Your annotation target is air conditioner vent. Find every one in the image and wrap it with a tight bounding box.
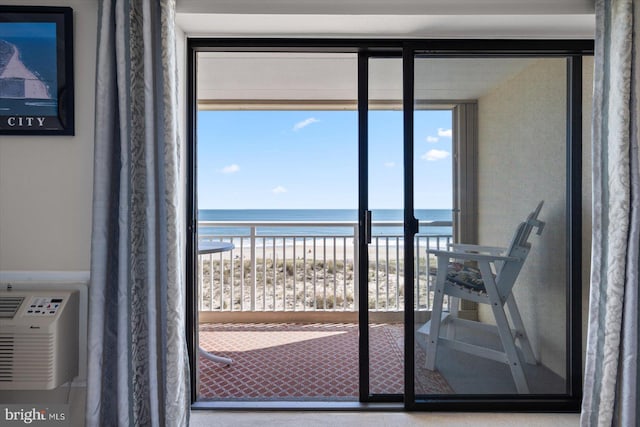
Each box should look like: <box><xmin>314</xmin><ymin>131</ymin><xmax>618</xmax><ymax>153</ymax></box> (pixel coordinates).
<box><xmin>0</xmin><ymin>334</ymin><xmax>13</xmax><ymax>382</ymax></box>
<box><xmin>0</xmin><ymin>290</ymin><xmax>78</xmax><ymax>390</ymax></box>
<box><xmin>0</xmin><ymin>297</ymin><xmax>23</xmax><ymax>319</ymax></box>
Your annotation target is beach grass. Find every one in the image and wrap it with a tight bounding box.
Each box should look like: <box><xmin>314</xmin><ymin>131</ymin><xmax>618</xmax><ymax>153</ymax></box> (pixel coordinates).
<box><xmin>198</xmin><ymin>253</ymin><xmax>433</xmax><ymax>312</ymax></box>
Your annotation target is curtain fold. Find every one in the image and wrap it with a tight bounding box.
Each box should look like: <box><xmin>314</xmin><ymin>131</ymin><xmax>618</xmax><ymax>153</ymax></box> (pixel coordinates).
<box><xmin>582</xmin><ymin>0</ymin><xmax>640</xmax><ymax>425</ymax></box>
<box><xmin>87</xmin><ymin>0</ymin><xmax>189</xmax><ymax>425</ymax></box>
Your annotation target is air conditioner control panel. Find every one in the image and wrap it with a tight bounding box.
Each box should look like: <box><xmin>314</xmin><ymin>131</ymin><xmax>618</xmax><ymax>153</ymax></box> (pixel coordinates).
<box><xmin>24</xmin><ymin>296</ymin><xmax>64</xmax><ymax>316</ymax></box>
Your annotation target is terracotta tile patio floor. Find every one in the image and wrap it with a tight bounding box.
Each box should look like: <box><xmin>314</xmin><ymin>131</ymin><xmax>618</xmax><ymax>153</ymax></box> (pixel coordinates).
<box><xmin>198</xmin><ymin>323</ymin><xmax>452</xmax><ymax>401</ymax></box>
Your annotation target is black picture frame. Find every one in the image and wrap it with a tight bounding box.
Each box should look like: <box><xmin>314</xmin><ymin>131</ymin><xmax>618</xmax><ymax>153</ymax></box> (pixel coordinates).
<box><xmin>0</xmin><ymin>6</ymin><xmax>74</xmax><ymax>135</ymax></box>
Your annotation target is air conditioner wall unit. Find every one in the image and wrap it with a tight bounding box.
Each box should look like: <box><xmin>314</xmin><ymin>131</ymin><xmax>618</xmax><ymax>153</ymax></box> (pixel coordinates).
<box><xmin>0</xmin><ymin>290</ymin><xmax>79</xmax><ymax>390</ymax></box>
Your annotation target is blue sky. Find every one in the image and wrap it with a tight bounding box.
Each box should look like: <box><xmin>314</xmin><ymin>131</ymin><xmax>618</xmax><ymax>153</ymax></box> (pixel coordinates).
<box><xmin>197</xmin><ymin>109</ymin><xmax>452</xmax><ymax>209</ymax></box>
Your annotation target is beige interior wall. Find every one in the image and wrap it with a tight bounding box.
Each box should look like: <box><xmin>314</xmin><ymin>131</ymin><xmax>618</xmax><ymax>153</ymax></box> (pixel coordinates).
<box><xmin>476</xmin><ymin>58</ymin><xmax>568</xmax><ymax>377</ymax></box>
<box><xmin>0</xmin><ymin>0</ymin><xmax>97</xmax><ymax>272</ymax></box>
<box><xmin>0</xmin><ymin>1</ymin><xmax>189</xmax><ymax>274</ymax></box>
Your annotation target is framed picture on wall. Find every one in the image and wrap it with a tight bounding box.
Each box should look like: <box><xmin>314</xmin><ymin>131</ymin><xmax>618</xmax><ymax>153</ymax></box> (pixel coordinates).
<box><xmin>0</xmin><ymin>6</ymin><xmax>74</xmax><ymax>135</ymax></box>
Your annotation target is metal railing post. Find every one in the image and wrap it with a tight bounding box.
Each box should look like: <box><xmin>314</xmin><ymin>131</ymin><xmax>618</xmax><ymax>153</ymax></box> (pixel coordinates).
<box><xmin>250</xmin><ymin>226</ymin><xmax>257</xmax><ymax>311</ymax></box>
<box><xmin>353</xmin><ymin>225</ymin><xmax>359</xmax><ymax>311</ymax></box>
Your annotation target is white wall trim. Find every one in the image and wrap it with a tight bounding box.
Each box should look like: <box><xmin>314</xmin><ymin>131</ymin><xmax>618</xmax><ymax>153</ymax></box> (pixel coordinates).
<box><xmin>176</xmin><ymin>13</ymin><xmax>595</xmax><ymax>39</ymax></box>
<box><xmin>0</xmin><ymin>271</ymin><xmax>90</xmax><ymax>283</ymax></box>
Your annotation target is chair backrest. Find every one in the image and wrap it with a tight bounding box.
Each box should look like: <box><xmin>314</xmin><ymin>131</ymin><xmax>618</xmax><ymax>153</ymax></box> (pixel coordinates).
<box><xmin>505</xmin><ymin>200</ymin><xmax>545</xmax><ymax>258</ymax></box>
<box><xmin>493</xmin><ymin>202</ymin><xmax>545</xmax><ymax>292</ymax></box>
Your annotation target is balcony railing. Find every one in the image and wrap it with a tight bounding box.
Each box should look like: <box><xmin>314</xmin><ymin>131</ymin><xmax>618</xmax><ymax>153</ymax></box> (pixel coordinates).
<box><xmin>197</xmin><ymin>220</ymin><xmax>452</xmax><ymax>313</ymax></box>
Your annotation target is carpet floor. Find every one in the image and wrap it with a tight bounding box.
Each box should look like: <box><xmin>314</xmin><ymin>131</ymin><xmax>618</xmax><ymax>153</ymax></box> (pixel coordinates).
<box><xmin>198</xmin><ymin>323</ymin><xmax>452</xmax><ymax>400</ymax></box>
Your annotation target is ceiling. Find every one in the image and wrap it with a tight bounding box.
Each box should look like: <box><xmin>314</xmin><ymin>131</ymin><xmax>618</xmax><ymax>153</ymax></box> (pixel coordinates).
<box><xmin>197</xmin><ymin>53</ymin><xmax>541</xmax><ymax>104</ymax></box>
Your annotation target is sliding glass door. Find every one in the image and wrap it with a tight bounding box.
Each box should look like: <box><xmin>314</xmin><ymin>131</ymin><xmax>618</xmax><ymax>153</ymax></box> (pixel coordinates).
<box><xmin>188</xmin><ymin>39</ymin><xmax>589</xmax><ymax>410</ymax></box>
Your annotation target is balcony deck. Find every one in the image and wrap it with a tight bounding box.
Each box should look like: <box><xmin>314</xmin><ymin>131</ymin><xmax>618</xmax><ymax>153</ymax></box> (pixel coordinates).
<box><xmin>198</xmin><ymin>322</ymin><xmax>453</xmax><ymax>400</ymax></box>
<box><xmin>198</xmin><ymin>320</ymin><xmax>566</xmax><ymax>400</ymax></box>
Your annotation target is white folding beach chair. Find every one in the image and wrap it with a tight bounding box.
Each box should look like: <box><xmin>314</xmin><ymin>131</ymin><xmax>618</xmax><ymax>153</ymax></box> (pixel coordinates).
<box><xmin>418</xmin><ymin>201</ymin><xmax>544</xmax><ymax>393</ymax></box>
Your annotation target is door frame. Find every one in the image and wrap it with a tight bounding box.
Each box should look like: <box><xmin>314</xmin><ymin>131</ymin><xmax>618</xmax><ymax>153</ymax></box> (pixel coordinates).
<box><xmin>186</xmin><ymin>38</ymin><xmax>593</xmax><ymax>411</ymax></box>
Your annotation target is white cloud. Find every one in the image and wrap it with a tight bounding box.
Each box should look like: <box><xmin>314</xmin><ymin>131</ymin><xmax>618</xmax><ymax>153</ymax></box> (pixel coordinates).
<box><xmin>220</xmin><ymin>164</ymin><xmax>240</xmax><ymax>174</ymax></box>
<box><xmin>293</xmin><ymin>117</ymin><xmax>319</xmax><ymax>131</ymax></box>
<box><xmin>421</xmin><ymin>149</ymin><xmax>450</xmax><ymax>161</ymax></box>
<box><xmin>384</xmin><ymin>162</ymin><xmax>396</xmax><ymax>168</ymax></box>
<box><xmin>426</xmin><ymin>136</ymin><xmax>439</xmax><ymax>143</ymax></box>
<box><xmin>438</xmin><ymin>128</ymin><xmax>452</xmax><ymax>137</ymax></box>
<box><xmin>272</xmin><ymin>185</ymin><xmax>287</xmax><ymax>194</ymax></box>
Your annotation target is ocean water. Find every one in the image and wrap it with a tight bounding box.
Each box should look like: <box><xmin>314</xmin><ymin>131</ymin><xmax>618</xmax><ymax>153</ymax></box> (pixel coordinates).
<box><xmin>198</xmin><ymin>209</ymin><xmax>452</xmax><ymax>237</ymax></box>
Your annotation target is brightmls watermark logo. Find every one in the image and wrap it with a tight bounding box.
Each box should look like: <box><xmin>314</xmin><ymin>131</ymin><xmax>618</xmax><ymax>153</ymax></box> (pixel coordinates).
<box><xmin>1</xmin><ymin>405</ymin><xmax>69</xmax><ymax>426</ymax></box>
<box><xmin>5</xmin><ymin>408</ymin><xmax>47</xmax><ymax>424</ymax></box>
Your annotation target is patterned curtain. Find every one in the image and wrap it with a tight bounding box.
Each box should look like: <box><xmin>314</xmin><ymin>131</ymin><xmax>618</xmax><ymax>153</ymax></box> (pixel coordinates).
<box><xmin>86</xmin><ymin>0</ymin><xmax>189</xmax><ymax>425</ymax></box>
<box><xmin>582</xmin><ymin>0</ymin><xmax>640</xmax><ymax>425</ymax></box>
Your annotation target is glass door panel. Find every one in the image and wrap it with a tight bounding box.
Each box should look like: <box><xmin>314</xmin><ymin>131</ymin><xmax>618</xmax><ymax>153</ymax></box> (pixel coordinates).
<box><xmin>196</xmin><ymin>51</ymin><xmax>360</xmax><ymax>402</ymax></box>
<box><xmin>367</xmin><ymin>57</ymin><xmax>405</xmax><ymax>396</ymax></box>
<box><xmin>412</xmin><ymin>57</ymin><xmax>569</xmax><ymax>398</ymax></box>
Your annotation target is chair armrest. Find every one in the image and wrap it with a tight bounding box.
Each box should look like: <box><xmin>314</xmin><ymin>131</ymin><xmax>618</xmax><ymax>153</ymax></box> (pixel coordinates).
<box><xmin>447</xmin><ymin>243</ymin><xmax>506</xmax><ymax>255</ymax></box>
<box><xmin>427</xmin><ymin>249</ymin><xmax>518</xmax><ymax>263</ymax></box>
